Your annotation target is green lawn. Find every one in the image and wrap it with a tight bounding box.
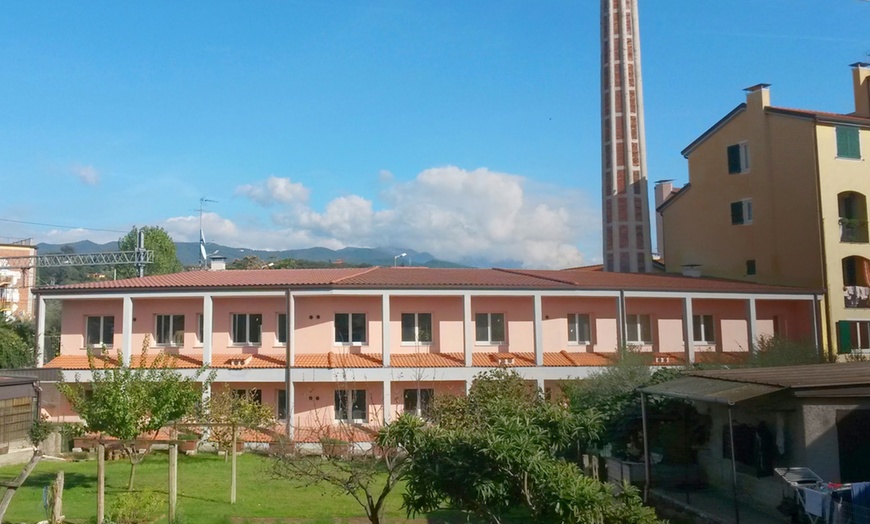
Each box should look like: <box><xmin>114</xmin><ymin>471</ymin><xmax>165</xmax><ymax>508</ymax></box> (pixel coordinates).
<box><xmin>0</xmin><ymin>451</ymin><xmax>452</xmax><ymax>524</ymax></box>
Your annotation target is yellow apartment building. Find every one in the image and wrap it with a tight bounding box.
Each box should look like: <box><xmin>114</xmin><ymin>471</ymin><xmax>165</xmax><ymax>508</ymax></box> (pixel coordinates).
<box><xmin>658</xmin><ymin>63</ymin><xmax>870</xmax><ymax>356</ymax></box>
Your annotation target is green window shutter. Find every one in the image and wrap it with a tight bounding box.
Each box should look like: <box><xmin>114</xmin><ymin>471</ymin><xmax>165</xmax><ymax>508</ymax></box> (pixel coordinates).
<box><xmin>837</xmin><ymin>321</ymin><xmax>853</xmax><ymax>354</ymax></box>
<box><xmin>837</xmin><ymin>127</ymin><xmax>860</xmax><ymax>159</ymax></box>
<box><xmin>730</xmin><ymin>202</ymin><xmax>743</xmax><ymax>225</ymax></box>
<box><xmin>727</xmin><ymin>144</ymin><xmax>742</xmax><ymax>173</ymax></box>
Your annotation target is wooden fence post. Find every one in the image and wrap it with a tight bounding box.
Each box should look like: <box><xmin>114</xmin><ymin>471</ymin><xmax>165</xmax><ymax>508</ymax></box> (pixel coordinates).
<box><xmin>169</xmin><ymin>443</ymin><xmax>178</xmax><ymax>523</ymax></box>
<box><xmin>51</xmin><ymin>470</ymin><xmax>64</xmax><ymax>524</ymax></box>
<box><xmin>97</xmin><ymin>443</ymin><xmax>105</xmax><ymax>524</ymax></box>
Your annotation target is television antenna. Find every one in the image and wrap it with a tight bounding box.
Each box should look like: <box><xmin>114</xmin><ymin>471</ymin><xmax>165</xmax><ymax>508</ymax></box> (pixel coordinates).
<box><xmin>196</xmin><ymin>197</ymin><xmax>218</xmax><ymax>269</ymax></box>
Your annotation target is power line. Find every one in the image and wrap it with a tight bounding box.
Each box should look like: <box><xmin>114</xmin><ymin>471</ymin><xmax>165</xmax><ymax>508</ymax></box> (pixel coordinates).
<box><xmin>0</xmin><ymin>217</ymin><xmax>128</xmax><ymax>234</ymax></box>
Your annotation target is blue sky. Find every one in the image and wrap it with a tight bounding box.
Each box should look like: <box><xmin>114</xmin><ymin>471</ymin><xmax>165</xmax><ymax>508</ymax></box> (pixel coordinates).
<box><xmin>0</xmin><ymin>1</ymin><xmax>867</xmax><ymax>268</ymax></box>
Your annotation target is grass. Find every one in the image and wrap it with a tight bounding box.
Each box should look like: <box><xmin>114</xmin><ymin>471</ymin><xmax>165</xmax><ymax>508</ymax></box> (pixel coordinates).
<box><xmin>0</xmin><ymin>451</ymin><xmax>452</xmax><ymax>524</ymax></box>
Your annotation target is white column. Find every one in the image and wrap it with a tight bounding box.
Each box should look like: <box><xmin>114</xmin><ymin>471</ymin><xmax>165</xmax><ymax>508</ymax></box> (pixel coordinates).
<box><xmin>122</xmin><ymin>296</ymin><xmax>133</xmax><ymax>366</ymax></box>
<box><xmin>465</xmin><ymin>379</ymin><xmax>473</xmax><ymax>395</ymax></box>
<box><xmin>463</xmin><ymin>293</ymin><xmax>473</xmax><ymax>367</ymax></box>
<box><xmin>288</xmin><ymin>292</ymin><xmax>296</xmax><ymax>367</ymax></box>
<box><xmin>616</xmin><ymin>292</ymin><xmax>626</xmax><ymax>349</ymax></box>
<box><xmin>202</xmin><ymin>295</ymin><xmax>214</xmax><ymax>367</ymax></box>
<box><xmin>382</xmin><ymin>294</ymin><xmax>391</xmax><ymax>367</ymax></box>
<box><xmin>536</xmin><ymin>377</ymin><xmax>545</xmax><ymax>394</ymax></box>
<box><xmin>533</xmin><ymin>294</ymin><xmax>544</xmax><ymax>366</ymax></box>
<box><xmin>36</xmin><ymin>295</ymin><xmax>46</xmax><ymax>367</ymax></box>
<box><xmin>682</xmin><ymin>297</ymin><xmax>695</xmax><ymax>365</ymax></box>
<box><xmin>747</xmin><ymin>298</ymin><xmax>758</xmax><ymax>355</ymax></box>
<box><xmin>382</xmin><ymin>380</ymin><xmax>391</xmax><ymax>424</ymax></box>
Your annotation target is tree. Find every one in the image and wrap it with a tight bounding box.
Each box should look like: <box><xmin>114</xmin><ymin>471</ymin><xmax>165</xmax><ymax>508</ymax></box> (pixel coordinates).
<box><xmin>0</xmin><ymin>317</ymin><xmax>35</xmax><ymax>368</ymax></box>
<box><xmin>198</xmin><ymin>388</ymin><xmax>276</xmax><ymax>504</ymax></box>
<box><xmin>392</xmin><ymin>369</ymin><xmax>661</xmax><ymax>524</ymax></box>
<box><xmin>272</xmin><ymin>409</ymin><xmax>419</xmax><ymax>524</ymax></box>
<box><xmin>0</xmin><ymin>416</ymin><xmax>53</xmax><ymax>522</ymax></box>
<box><xmin>57</xmin><ymin>339</ymin><xmax>210</xmax><ymax>490</ymax></box>
<box><xmin>117</xmin><ymin>226</ymin><xmax>183</xmax><ymax>278</ymax></box>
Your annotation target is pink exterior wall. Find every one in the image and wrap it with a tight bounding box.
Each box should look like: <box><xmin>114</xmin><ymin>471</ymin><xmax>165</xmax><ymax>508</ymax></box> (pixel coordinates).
<box><xmin>386</xmin><ymin>380</ymin><xmax>466</xmax><ymax>419</ymax></box>
<box><xmin>294</xmin><ymin>296</ymin><xmax>383</xmax><ymax>355</ymax></box>
<box><xmin>292</xmin><ymin>382</ymin><xmax>385</xmax><ymax>428</ymax></box>
<box><xmin>388</xmin><ymin>296</ymin><xmax>464</xmax><ymax>354</ymax></box>
<box><xmin>60</xmin><ymin>299</ymin><xmax>123</xmax><ymax>353</ymax></box>
<box><xmin>693</xmin><ymin>299</ymin><xmax>750</xmax><ymax>353</ymax></box>
<box><xmin>129</xmin><ymin>297</ymin><xmax>204</xmax><ymax>355</ymax></box>
<box><xmin>213</xmin><ymin>297</ymin><xmax>286</xmax><ymax>354</ymax></box>
<box><xmin>541</xmin><ymin>297</ymin><xmax>619</xmax><ymax>353</ymax></box>
<box><xmin>471</xmin><ymin>296</ymin><xmax>533</xmax><ymax>352</ymax></box>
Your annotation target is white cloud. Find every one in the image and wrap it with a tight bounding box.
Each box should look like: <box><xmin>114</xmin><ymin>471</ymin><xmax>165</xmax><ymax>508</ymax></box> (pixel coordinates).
<box><xmin>162</xmin><ymin>166</ymin><xmax>599</xmax><ymax>269</ymax></box>
<box><xmin>235</xmin><ymin>176</ymin><xmax>310</xmax><ymax>206</ymax></box>
<box><xmin>72</xmin><ymin>165</ymin><xmax>100</xmax><ymax>185</ymax></box>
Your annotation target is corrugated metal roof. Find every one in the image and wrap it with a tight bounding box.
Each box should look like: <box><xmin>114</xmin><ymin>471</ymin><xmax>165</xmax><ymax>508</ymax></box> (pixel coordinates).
<box><xmin>640</xmin><ymin>376</ymin><xmax>784</xmax><ymax>405</ymax></box>
<box><xmin>691</xmin><ymin>361</ymin><xmax>870</xmax><ymax>389</ymax></box>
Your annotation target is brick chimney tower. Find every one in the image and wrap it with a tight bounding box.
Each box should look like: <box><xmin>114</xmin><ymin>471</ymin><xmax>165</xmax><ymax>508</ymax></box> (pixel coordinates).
<box><xmin>601</xmin><ymin>0</ymin><xmax>652</xmax><ymax>272</ymax></box>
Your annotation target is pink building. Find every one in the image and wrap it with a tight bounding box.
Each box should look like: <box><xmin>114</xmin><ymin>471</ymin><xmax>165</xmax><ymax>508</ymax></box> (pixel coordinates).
<box><xmin>34</xmin><ymin>266</ymin><xmax>820</xmax><ymax>437</ymax></box>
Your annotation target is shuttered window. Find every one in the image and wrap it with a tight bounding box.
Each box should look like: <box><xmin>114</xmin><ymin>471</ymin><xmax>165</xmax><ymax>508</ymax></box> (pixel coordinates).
<box><xmin>837</xmin><ymin>127</ymin><xmax>861</xmax><ymax>159</ymax></box>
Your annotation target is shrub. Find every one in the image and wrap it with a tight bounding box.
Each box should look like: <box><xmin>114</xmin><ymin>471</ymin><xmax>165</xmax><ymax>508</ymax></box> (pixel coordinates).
<box><xmin>107</xmin><ymin>490</ymin><xmax>164</xmax><ymax>524</ymax></box>
<box><xmin>748</xmin><ymin>335</ymin><xmax>826</xmax><ymax>367</ymax></box>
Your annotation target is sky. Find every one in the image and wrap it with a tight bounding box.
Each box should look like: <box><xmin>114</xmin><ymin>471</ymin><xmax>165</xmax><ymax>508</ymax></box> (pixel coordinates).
<box><xmin>0</xmin><ymin>1</ymin><xmax>868</xmax><ymax>268</ymax></box>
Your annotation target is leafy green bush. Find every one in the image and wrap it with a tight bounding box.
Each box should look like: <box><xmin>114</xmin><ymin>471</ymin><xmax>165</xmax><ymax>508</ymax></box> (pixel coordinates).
<box><xmin>107</xmin><ymin>490</ymin><xmax>164</xmax><ymax>524</ymax></box>
<box><xmin>748</xmin><ymin>335</ymin><xmax>826</xmax><ymax>367</ymax></box>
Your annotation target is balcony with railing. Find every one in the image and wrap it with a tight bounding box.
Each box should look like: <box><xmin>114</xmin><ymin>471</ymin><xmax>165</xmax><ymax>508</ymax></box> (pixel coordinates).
<box><xmin>843</xmin><ymin>255</ymin><xmax>870</xmax><ymax>308</ymax></box>
<box><xmin>839</xmin><ymin>191</ymin><xmax>869</xmax><ymax>243</ymax></box>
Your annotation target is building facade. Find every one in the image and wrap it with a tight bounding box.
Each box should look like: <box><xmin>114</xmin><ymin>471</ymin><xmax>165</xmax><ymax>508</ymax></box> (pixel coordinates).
<box><xmin>35</xmin><ymin>266</ymin><xmax>818</xmax><ymax>436</ymax></box>
<box><xmin>0</xmin><ymin>239</ymin><xmax>37</xmax><ymax>318</ymax></box>
<box><xmin>659</xmin><ymin>63</ymin><xmax>870</xmax><ymax>355</ymax></box>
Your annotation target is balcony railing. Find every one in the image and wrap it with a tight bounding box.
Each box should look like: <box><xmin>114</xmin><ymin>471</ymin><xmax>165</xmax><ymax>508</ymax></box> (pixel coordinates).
<box><xmin>840</xmin><ymin>221</ymin><xmax>869</xmax><ymax>243</ymax></box>
<box><xmin>844</xmin><ymin>286</ymin><xmax>870</xmax><ymax>308</ymax></box>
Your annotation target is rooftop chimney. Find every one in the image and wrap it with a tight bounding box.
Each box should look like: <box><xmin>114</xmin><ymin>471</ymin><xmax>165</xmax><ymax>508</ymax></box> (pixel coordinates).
<box><xmin>681</xmin><ymin>264</ymin><xmax>701</xmax><ymax>278</ymax></box>
<box><xmin>852</xmin><ymin>62</ymin><xmax>870</xmax><ymax>118</ymax></box>
<box><xmin>208</xmin><ymin>256</ymin><xmax>226</xmax><ymax>271</ymax></box>
<box><xmin>744</xmin><ymin>83</ymin><xmax>771</xmax><ymax>111</ymax></box>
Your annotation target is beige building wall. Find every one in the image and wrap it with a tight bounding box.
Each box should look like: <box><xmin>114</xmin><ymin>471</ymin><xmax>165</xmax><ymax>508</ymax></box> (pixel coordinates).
<box><xmin>0</xmin><ymin>243</ymin><xmax>37</xmax><ymax>318</ymax></box>
<box><xmin>662</xmin><ymin>67</ymin><xmax>870</xmax><ymax>354</ymax></box>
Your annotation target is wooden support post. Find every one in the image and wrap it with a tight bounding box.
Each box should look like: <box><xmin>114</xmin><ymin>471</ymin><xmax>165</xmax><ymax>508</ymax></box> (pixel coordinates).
<box><xmin>97</xmin><ymin>444</ymin><xmax>105</xmax><ymax>524</ymax></box>
<box><xmin>51</xmin><ymin>470</ymin><xmax>64</xmax><ymax>524</ymax></box>
<box><xmin>231</xmin><ymin>432</ymin><xmax>237</xmax><ymax>504</ymax></box>
<box><xmin>169</xmin><ymin>443</ymin><xmax>178</xmax><ymax>523</ymax></box>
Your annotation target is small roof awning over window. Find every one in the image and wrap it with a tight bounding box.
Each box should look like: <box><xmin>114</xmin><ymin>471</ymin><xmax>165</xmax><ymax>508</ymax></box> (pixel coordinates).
<box><xmin>639</xmin><ymin>376</ymin><xmax>784</xmax><ymax>405</ymax></box>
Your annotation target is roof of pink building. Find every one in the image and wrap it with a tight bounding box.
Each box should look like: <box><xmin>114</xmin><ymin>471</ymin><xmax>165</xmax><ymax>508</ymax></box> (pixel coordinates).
<box><xmin>35</xmin><ymin>266</ymin><xmax>817</xmax><ymax>295</ymax></box>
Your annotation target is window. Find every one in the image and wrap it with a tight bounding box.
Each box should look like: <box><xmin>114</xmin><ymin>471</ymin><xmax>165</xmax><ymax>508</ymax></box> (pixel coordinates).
<box><xmin>196</xmin><ymin>314</ymin><xmax>204</xmax><ymax>344</ymax></box>
<box><xmin>86</xmin><ymin>316</ymin><xmax>114</xmax><ymax>347</ymax></box>
<box><xmin>730</xmin><ymin>199</ymin><xmax>753</xmax><ymax>225</ymax></box>
<box><xmin>837</xmin><ymin>126</ymin><xmax>861</xmax><ymax>159</ymax></box>
<box><xmin>231</xmin><ymin>314</ymin><xmax>262</xmax><ymax>345</ymax></box>
<box><xmin>625</xmin><ymin>314</ymin><xmax>652</xmax><ymax>344</ymax></box>
<box><xmin>155</xmin><ymin>314</ymin><xmax>185</xmax><ymax>346</ymax></box>
<box><xmin>277</xmin><ymin>389</ymin><xmax>287</xmax><ymax>419</ymax></box>
<box><xmin>837</xmin><ymin>320</ymin><xmax>870</xmax><ymax>354</ymax></box>
<box><xmin>727</xmin><ymin>142</ymin><xmax>750</xmax><ymax>174</ymax></box>
<box><xmin>334</xmin><ymin>389</ymin><xmax>367</xmax><ymax>422</ymax></box>
<box><xmin>334</xmin><ymin>313</ymin><xmax>366</xmax><ymax>344</ymax></box>
<box><xmin>403</xmin><ymin>388</ymin><xmax>434</xmax><ymax>418</ymax></box>
<box><xmin>277</xmin><ymin>313</ymin><xmax>288</xmax><ymax>344</ymax></box>
<box><xmin>693</xmin><ymin>315</ymin><xmax>715</xmax><ymax>344</ymax></box>
<box><xmin>746</xmin><ymin>260</ymin><xmax>757</xmax><ymax>276</ymax></box>
<box><xmin>567</xmin><ymin>314</ymin><xmax>591</xmax><ymax>344</ymax></box>
<box><xmin>401</xmin><ymin>313</ymin><xmax>432</xmax><ymax>344</ymax></box>
<box><xmin>475</xmin><ymin>313</ymin><xmax>505</xmax><ymax>344</ymax></box>
<box><xmin>234</xmin><ymin>389</ymin><xmax>262</xmax><ymax>404</ymax></box>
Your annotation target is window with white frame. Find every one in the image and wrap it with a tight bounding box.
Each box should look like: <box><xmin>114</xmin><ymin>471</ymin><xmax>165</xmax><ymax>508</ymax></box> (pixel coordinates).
<box><xmin>277</xmin><ymin>313</ymin><xmax>288</xmax><ymax>344</ymax></box>
<box><xmin>625</xmin><ymin>314</ymin><xmax>652</xmax><ymax>344</ymax></box>
<box><xmin>155</xmin><ymin>314</ymin><xmax>185</xmax><ymax>346</ymax></box>
<box><xmin>567</xmin><ymin>314</ymin><xmax>591</xmax><ymax>344</ymax></box>
<box><xmin>727</xmin><ymin>142</ymin><xmax>750</xmax><ymax>174</ymax></box>
<box><xmin>196</xmin><ymin>314</ymin><xmax>204</xmax><ymax>345</ymax></box>
<box><xmin>231</xmin><ymin>313</ymin><xmax>262</xmax><ymax>345</ymax></box>
<box><xmin>693</xmin><ymin>314</ymin><xmax>716</xmax><ymax>344</ymax></box>
<box><xmin>837</xmin><ymin>320</ymin><xmax>870</xmax><ymax>354</ymax></box>
<box><xmin>475</xmin><ymin>313</ymin><xmax>505</xmax><ymax>344</ymax></box>
<box><xmin>86</xmin><ymin>316</ymin><xmax>114</xmax><ymax>347</ymax></box>
<box><xmin>401</xmin><ymin>313</ymin><xmax>432</xmax><ymax>344</ymax></box>
<box><xmin>334</xmin><ymin>313</ymin><xmax>366</xmax><ymax>344</ymax></box>
<box><xmin>334</xmin><ymin>389</ymin><xmax>367</xmax><ymax>422</ymax></box>
<box><xmin>277</xmin><ymin>389</ymin><xmax>287</xmax><ymax>419</ymax></box>
<box><xmin>730</xmin><ymin>199</ymin><xmax>753</xmax><ymax>225</ymax></box>
<box><xmin>403</xmin><ymin>388</ymin><xmax>434</xmax><ymax>418</ymax></box>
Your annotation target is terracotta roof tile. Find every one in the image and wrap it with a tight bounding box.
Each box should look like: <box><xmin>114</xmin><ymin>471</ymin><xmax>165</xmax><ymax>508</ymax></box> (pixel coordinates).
<box><xmin>391</xmin><ymin>353</ymin><xmax>464</xmax><ymax>367</ymax></box>
<box><xmin>211</xmin><ymin>353</ymin><xmax>286</xmax><ymax>368</ymax></box>
<box><xmin>294</xmin><ymin>352</ymin><xmax>383</xmax><ymax>368</ymax></box>
<box><xmin>44</xmin><ymin>353</ymin><xmax>204</xmax><ymax>370</ymax></box>
<box><xmin>35</xmin><ymin>266</ymin><xmax>818</xmax><ymax>295</ymax></box>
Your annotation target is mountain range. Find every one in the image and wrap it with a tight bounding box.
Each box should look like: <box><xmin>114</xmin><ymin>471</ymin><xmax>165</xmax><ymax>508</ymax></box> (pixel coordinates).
<box><xmin>35</xmin><ymin>241</ymin><xmax>473</xmax><ymax>269</ymax></box>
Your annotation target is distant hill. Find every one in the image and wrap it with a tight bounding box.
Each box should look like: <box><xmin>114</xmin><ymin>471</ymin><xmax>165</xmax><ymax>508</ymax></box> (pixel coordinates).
<box><xmin>36</xmin><ymin>241</ymin><xmax>470</xmax><ymax>269</ymax></box>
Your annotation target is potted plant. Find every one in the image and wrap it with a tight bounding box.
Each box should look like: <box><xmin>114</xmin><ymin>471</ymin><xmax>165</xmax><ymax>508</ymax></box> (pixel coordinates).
<box><xmin>177</xmin><ymin>431</ymin><xmax>200</xmax><ymax>453</ymax></box>
<box><xmin>319</xmin><ymin>436</ymin><xmax>350</xmax><ymax>458</ymax></box>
